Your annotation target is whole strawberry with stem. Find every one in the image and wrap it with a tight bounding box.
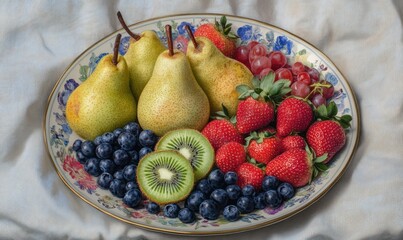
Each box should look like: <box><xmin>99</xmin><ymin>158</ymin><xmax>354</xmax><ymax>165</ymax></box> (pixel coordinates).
<box><xmin>307</xmin><ymin>101</ymin><xmax>352</xmax><ymax>163</ymax></box>
<box><xmin>215</xmin><ymin>142</ymin><xmax>246</xmax><ymax>173</ymax></box>
<box><xmin>236</xmin><ymin>162</ymin><xmax>265</xmax><ymax>190</ymax></box>
<box><xmin>194</xmin><ymin>15</ymin><xmax>238</xmax><ymax>58</ymax></box>
<box><xmin>201</xmin><ymin>106</ymin><xmax>244</xmax><ymax>151</ymax></box>
<box><xmin>246</xmin><ymin>131</ymin><xmax>283</xmax><ymax>164</ymax></box>
<box><xmin>265</xmin><ymin>147</ymin><xmax>328</xmax><ymax>188</ymax></box>
<box><xmin>276</xmin><ymin>97</ymin><xmax>314</xmax><ymax>137</ymax></box>
<box><xmin>236</xmin><ymin>72</ymin><xmax>291</xmax><ymax>134</ymax></box>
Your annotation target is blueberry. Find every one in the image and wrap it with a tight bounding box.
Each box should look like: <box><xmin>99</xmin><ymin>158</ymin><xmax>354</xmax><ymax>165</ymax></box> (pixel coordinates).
<box><xmin>72</xmin><ymin>139</ymin><xmax>82</xmax><ymax>151</ymax></box>
<box><xmin>113</xmin><ymin>149</ymin><xmax>130</xmax><ymax>167</ymax></box>
<box><xmin>236</xmin><ymin>196</ymin><xmax>254</xmax><ymax>213</ymax></box>
<box><xmin>123</xmin><ymin>164</ymin><xmax>136</xmax><ymax>182</ymax></box>
<box><xmin>123</xmin><ymin>189</ymin><xmax>142</xmax><ymax>208</ymax></box>
<box><xmin>178</xmin><ymin>208</ymin><xmax>196</xmax><ymax>223</ymax></box>
<box><xmin>93</xmin><ymin>136</ymin><xmax>102</xmax><ymax>146</ymax></box>
<box><xmin>254</xmin><ymin>192</ymin><xmax>267</xmax><ymax>209</ymax></box>
<box><xmin>146</xmin><ymin>202</ymin><xmax>160</xmax><ymax>214</ymax></box>
<box><xmin>208</xmin><ymin>169</ymin><xmax>225</xmax><ymax>189</ymax></box>
<box><xmin>99</xmin><ymin>159</ymin><xmax>116</xmax><ymax>174</ymax></box>
<box><xmin>264</xmin><ymin>190</ymin><xmax>282</xmax><ymax>208</ymax></box>
<box><xmin>109</xmin><ymin>178</ymin><xmax>126</xmax><ymax>198</ymax></box>
<box><xmin>277</xmin><ymin>182</ymin><xmax>295</xmax><ymax>200</ymax></box>
<box><xmin>97</xmin><ymin>172</ymin><xmax>113</xmax><ymax>189</ymax></box>
<box><xmin>223</xmin><ymin>205</ymin><xmax>240</xmax><ymax>222</ymax></box>
<box><xmin>163</xmin><ymin>203</ymin><xmax>180</xmax><ymax>218</ymax></box>
<box><xmin>210</xmin><ymin>189</ymin><xmax>229</xmax><ymax>209</ymax></box>
<box><xmin>139</xmin><ymin>130</ymin><xmax>158</xmax><ymax>147</ymax></box>
<box><xmin>139</xmin><ymin>147</ymin><xmax>152</xmax><ymax>159</ymax></box>
<box><xmin>81</xmin><ymin>141</ymin><xmax>96</xmax><ymax>157</ymax></box>
<box><xmin>84</xmin><ymin>158</ymin><xmax>101</xmax><ymax>177</ymax></box>
<box><xmin>101</xmin><ymin>132</ymin><xmax>115</xmax><ymax>145</ymax></box>
<box><xmin>226</xmin><ymin>184</ymin><xmax>241</xmax><ymax>200</ymax></box>
<box><xmin>224</xmin><ymin>171</ymin><xmax>238</xmax><ymax>185</ymax></box>
<box><xmin>262</xmin><ymin>175</ymin><xmax>280</xmax><ymax>191</ymax></box>
<box><xmin>96</xmin><ymin>143</ymin><xmax>113</xmax><ymax>159</ymax></box>
<box><xmin>242</xmin><ymin>185</ymin><xmax>255</xmax><ymax>197</ymax></box>
<box><xmin>125</xmin><ymin>181</ymin><xmax>139</xmax><ymax>192</ymax></box>
<box><xmin>113</xmin><ymin>128</ymin><xmax>124</xmax><ymax>139</ymax></box>
<box><xmin>113</xmin><ymin>169</ymin><xmax>125</xmax><ymax>180</ymax></box>
<box><xmin>196</xmin><ymin>179</ymin><xmax>213</xmax><ymax>195</ymax></box>
<box><xmin>128</xmin><ymin>150</ymin><xmax>139</xmax><ymax>164</ymax></box>
<box><xmin>75</xmin><ymin>151</ymin><xmax>87</xmax><ymax>164</ymax></box>
<box><xmin>117</xmin><ymin>132</ymin><xmax>137</xmax><ymax>151</ymax></box>
<box><xmin>186</xmin><ymin>190</ymin><xmax>205</xmax><ymax>212</ymax></box>
<box><xmin>199</xmin><ymin>199</ymin><xmax>219</xmax><ymax>220</ymax></box>
<box><xmin>124</xmin><ymin>122</ymin><xmax>140</xmax><ymax>136</ymax></box>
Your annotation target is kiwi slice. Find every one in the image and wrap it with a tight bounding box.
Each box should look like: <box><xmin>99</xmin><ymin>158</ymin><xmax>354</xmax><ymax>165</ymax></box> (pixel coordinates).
<box><xmin>136</xmin><ymin>150</ymin><xmax>194</xmax><ymax>204</ymax></box>
<box><xmin>155</xmin><ymin>129</ymin><xmax>215</xmax><ymax>181</ymax></box>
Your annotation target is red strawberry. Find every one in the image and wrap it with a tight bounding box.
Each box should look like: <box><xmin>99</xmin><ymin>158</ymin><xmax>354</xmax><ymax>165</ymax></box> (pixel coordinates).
<box><xmin>201</xmin><ymin>119</ymin><xmax>244</xmax><ymax>151</ymax></box>
<box><xmin>265</xmin><ymin>148</ymin><xmax>327</xmax><ymax>188</ymax></box>
<box><xmin>215</xmin><ymin>142</ymin><xmax>246</xmax><ymax>173</ymax></box>
<box><xmin>236</xmin><ymin>162</ymin><xmax>265</xmax><ymax>190</ymax></box>
<box><xmin>306</xmin><ymin>120</ymin><xmax>346</xmax><ymax>163</ymax></box>
<box><xmin>236</xmin><ymin>97</ymin><xmax>275</xmax><ymax>134</ymax></box>
<box><xmin>281</xmin><ymin>135</ymin><xmax>306</xmax><ymax>151</ymax></box>
<box><xmin>276</xmin><ymin>97</ymin><xmax>313</xmax><ymax>137</ymax></box>
<box><xmin>246</xmin><ymin>132</ymin><xmax>283</xmax><ymax>164</ymax></box>
<box><xmin>194</xmin><ymin>16</ymin><xmax>238</xmax><ymax>58</ymax></box>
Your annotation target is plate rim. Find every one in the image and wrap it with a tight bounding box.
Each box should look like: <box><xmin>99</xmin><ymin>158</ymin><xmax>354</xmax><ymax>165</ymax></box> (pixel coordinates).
<box><xmin>42</xmin><ymin>12</ymin><xmax>361</xmax><ymax>236</ymax></box>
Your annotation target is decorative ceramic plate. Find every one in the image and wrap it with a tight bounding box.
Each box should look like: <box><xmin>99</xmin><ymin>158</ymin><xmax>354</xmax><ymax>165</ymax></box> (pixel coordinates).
<box><xmin>43</xmin><ymin>14</ymin><xmax>360</xmax><ymax>235</ymax></box>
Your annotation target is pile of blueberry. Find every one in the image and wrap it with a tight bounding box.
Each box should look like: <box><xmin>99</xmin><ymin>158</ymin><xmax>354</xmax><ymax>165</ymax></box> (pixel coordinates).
<box><xmin>71</xmin><ymin>121</ymin><xmax>158</xmax><ymax>208</ymax></box>
<box><xmin>161</xmin><ymin>169</ymin><xmax>295</xmax><ymax>223</ymax></box>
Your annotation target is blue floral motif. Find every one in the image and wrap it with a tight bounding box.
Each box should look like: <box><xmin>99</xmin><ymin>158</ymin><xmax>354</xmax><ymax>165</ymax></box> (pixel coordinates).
<box><xmin>273</xmin><ymin>36</ymin><xmax>293</xmax><ymax>55</ymax></box>
<box><xmin>57</xmin><ymin>79</ymin><xmax>79</xmax><ymax>111</ymax></box>
<box><xmin>65</xmin><ymin>79</ymin><xmax>79</xmax><ymax>91</ymax></box>
<box><xmin>237</xmin><ymin>25</ymin><xmax>253</xmax><ymax>41</ymax></box>
<box><xmin>325</xmin><ymin>72</ymin><xmax>339</xmax><ymax>85</ymax></box>
<box><xmin>177</xmin><ymin>21</ymin><xmax>194</xmax><ymax>35</ymax></box>
<box><xmin>119</xmin><ymin>36</ymin><xmax>131</xmax><ymax>55</ymax></box>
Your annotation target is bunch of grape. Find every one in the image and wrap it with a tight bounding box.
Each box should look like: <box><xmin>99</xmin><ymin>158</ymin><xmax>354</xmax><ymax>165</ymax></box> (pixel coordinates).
<box><xmin>235</xmin><ymin>41</ymin><xmax>334</xmax><ymax>106</ymax></box>
<box><xmin>71</xmin><ymin>122</ymin><xmax>158</xmax><ymax>207</ymax></box>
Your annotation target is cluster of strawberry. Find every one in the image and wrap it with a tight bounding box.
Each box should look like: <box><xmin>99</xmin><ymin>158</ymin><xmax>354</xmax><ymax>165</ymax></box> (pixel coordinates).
<box><xmin>201</xmin><ymin>72</ymin><xmax>352</xmax><ymax>191</ymax></box>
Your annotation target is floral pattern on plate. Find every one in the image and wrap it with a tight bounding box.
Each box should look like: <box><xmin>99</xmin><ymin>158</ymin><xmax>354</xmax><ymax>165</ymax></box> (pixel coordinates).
<box><xmin>44</xmin><ymin>14</ymin><xmax>359</xmax><ymax>235</ymax></box>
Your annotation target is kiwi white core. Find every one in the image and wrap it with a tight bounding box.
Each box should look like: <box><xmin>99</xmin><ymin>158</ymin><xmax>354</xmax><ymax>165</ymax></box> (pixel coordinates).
<box><xmin>158</xmin><ymin>167</ymin><xmax>174</xmax><ymax>181</ymax></box>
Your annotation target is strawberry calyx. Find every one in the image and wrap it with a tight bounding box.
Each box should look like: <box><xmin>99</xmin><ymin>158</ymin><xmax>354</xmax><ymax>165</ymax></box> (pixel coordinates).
<box><xmin>305</xmin><ymin>145</ymin><xmax>329</xmax><ymax>182</ymax></box>
<box><xmin>236</xmin><ymin>71</ymin><xmax>291</xmax><ymax>105</ymax></box>
<box><xmin>314</xmin><ymin>101</ymin><xmax>352</xmax><ymax>129</ymax></box>
<box><xmin>212</xmin><ymin>104</ymin><xmax>237</xmax><ymax>124</ymax></box>
<box><xmin>214</xmin><ymin>15</ymin><xmax>238</xmax><ymax>40</ymax></box>
<box><xmin>244</xmin><ymin>131</ymin><xmax>275</xmax><ymax>146</ymax></box>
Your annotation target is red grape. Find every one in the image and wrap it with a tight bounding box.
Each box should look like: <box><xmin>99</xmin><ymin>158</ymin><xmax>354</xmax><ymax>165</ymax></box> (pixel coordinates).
<box><xmin>275</xmin><ymin>68</ymin><xmax>293</xmax><ymax>82</ymax></box>
<box><xmin>235</xmin><ymin>46</ymin><xmax>250</xmax><ymax>69</ymax></box>
<box><xmin>311</xmin><ymin>93</ymin><xmax>326</xmax><ymax>107</ymax></box>
<box><xmin>247</xmin><ymin>41</ymin><xmax>259</xmax><ymax>50</ymax></box>
<box><xmin>268</xmin><ymin>51</ymin><xmax>287</xmax><ymax>71</ymax></box>
<box><xmin>297</xmin><ymin>72</ymin><xmax>311</xmax><ymax>85</ymax></box>
<box><xmin>291</xmin><ymin>81</ymin><xmax>310</xmax><ymax>98</ymax></box>
<box><xmin>259</xmin><ymin>68</ymin><xmax>274</xmax><ymax>79</ymax></box>
<box><xmin>251</xmin><ymin>56</ymin><xmax>271</xmax><ymax>75</ymax></box>
<box><xmin>249</xmin><ymin>44</ymin><xmax>268</xmax><ymax>64</ymax></box>
<box><xmin>291</xmin><ymin>62</ymin><xmax>306</xmax><ymax>75</ymax></box>
<box><xmin>306</xmin><ymin>67</ymin><xmax>320</xmax><ymax>82</ymax></box>
<box><xmin>321</xmin><ymin>81</ymin><xmax>334</xmax><ymax>99</ymax></box>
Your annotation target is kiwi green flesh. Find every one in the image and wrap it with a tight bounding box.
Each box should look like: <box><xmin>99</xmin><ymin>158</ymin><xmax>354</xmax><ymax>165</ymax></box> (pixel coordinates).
<box><xmin>136</xmin><ymin>150</ymin><xmax>194</xmax><ymax>205</ymax></box>
<box><xmin>155</xmin><ymin>129</ymin><xmax>214</xmax><ymax>181</ymax></box>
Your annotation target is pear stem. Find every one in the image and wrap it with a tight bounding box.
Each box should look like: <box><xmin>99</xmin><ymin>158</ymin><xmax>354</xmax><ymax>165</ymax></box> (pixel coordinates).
<box><xmin>113</xmin><ymin>34</ymin><xmax>121</xmax><ymax>65</ymax></box>
<box><xmin>185</xmin><ymin>25</ymin><xmax>198</xmax><ymax>49</ymax></box>
<box><xmin>117</xmin><ymin>11</ymin><xmax>141</xmax><ymax>41</ymax></box>
<box><xmin>165</xmin><ymin>24</ymin><xmax>174</xmax><ymax>56</ymax></box>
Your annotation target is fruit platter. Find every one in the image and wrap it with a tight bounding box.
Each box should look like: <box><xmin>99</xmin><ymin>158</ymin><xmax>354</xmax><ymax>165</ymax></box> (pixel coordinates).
<box><xmin>43</xmin><ymin>13</ymin><xmax>360</xmax><ymax>235</ymax></box>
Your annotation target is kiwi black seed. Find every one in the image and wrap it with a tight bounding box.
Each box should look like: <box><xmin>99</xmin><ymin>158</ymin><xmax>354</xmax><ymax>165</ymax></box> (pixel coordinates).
<box><xmin>155</xmin><ymin>128</ymin><xmax>215</xmax><ymax>181</ymax></box>
<box><xmin>136</xmin><ymin>150</ymin><xmax>194</xmax><ymax>205</ymax></box>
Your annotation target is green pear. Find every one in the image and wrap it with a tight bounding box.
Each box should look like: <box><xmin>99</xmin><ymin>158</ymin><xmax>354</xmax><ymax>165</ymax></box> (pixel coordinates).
<box><xmin>117</xmin><ymin>12</ymin><xmax>166</xmax><ymax>101</ymax></box>
<box><xmin>66</xmin><ymin>48</ymin><xmax>136</xmax><ymax>140</ymax></box>
<box><xmin>137</xmin><ymin>25</ymin><xmax>210</xmax><ymax>136</ymax></box>
<box><xmin>125</xmin><ymin>31</ymin><xmax>166</xmax><ymax>100</ymax></box>
<box><xmin>186</xmin><ymin>36</ymin><xmax>254</xmax><ymax>116</ymax></box>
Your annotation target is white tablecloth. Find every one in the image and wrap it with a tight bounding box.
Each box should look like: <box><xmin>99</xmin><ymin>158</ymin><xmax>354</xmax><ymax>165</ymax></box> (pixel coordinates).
<box><xmin>1</xmin><ymin>0</ymin><xmax>402</xmax><ymax>239</ymax></box>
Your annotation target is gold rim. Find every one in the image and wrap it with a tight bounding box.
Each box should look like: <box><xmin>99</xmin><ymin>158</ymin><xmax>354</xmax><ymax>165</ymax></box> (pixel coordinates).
<box><xmin>43</xmin><ymin>13</ymin><xmax>361</xmax><ymax>236</ymax></box>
